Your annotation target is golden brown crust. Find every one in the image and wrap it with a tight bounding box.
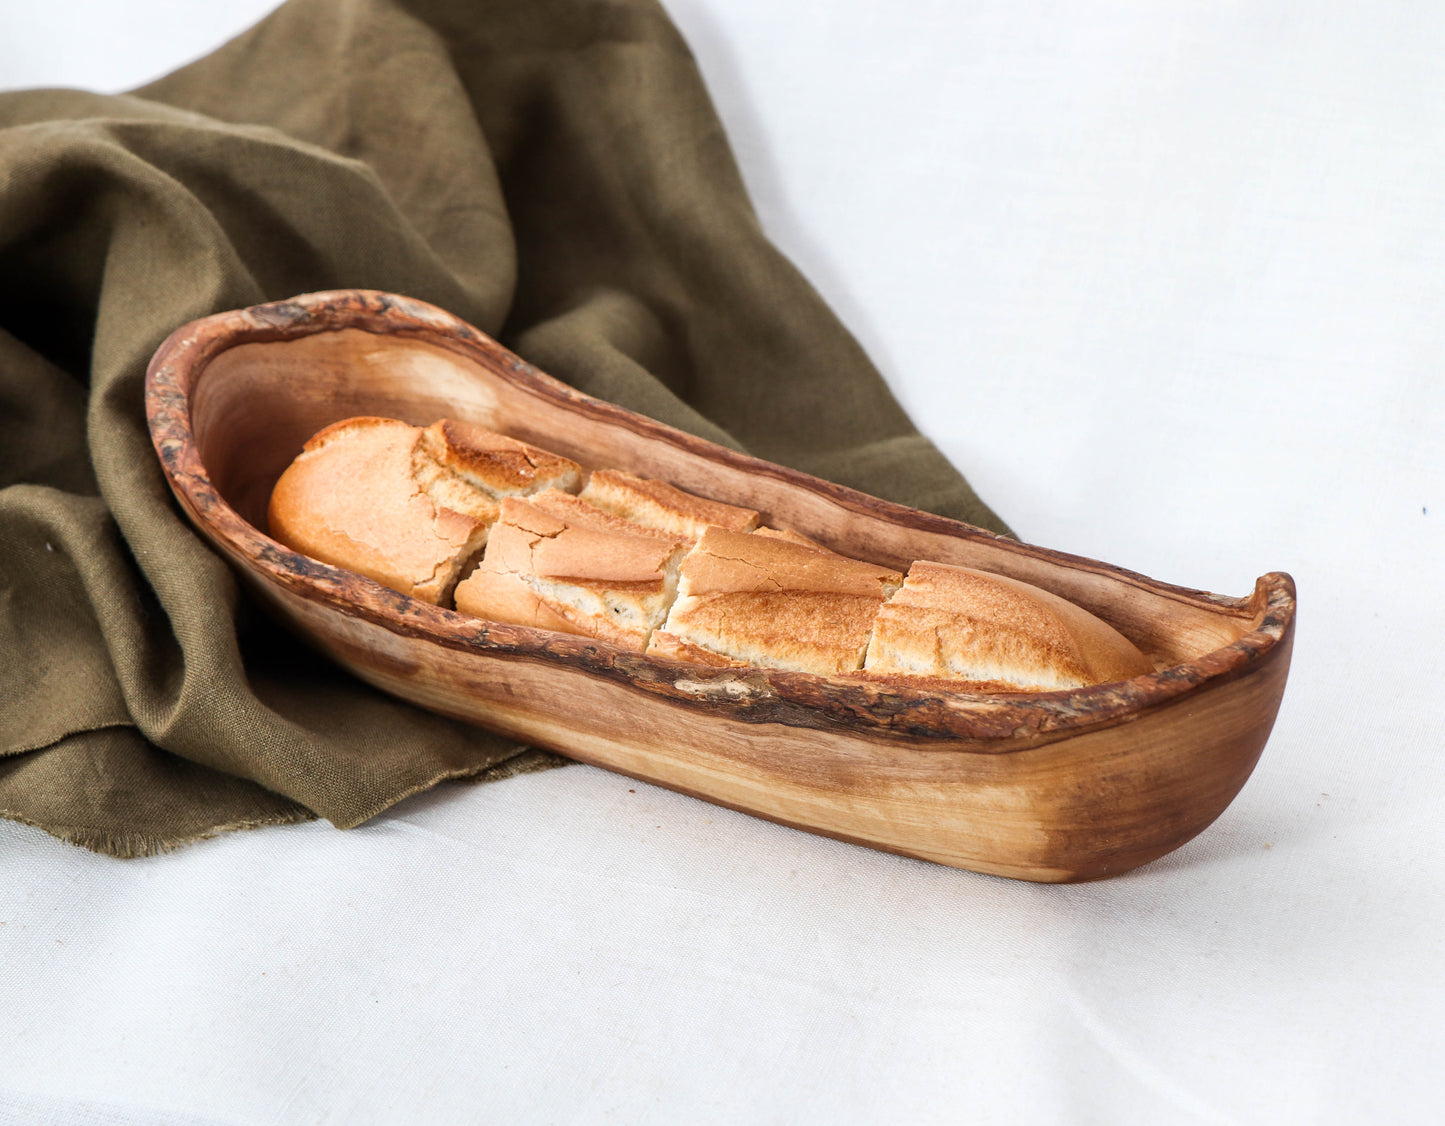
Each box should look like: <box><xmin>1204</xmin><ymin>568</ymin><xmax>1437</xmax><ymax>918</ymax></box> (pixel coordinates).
<box><xmin>483</xmin><ymin>504</ymin><xmax>679</xmax><ymax>590</ymax></box>
<box><xmin>525</xmin><ymin>488</ymin><xmax>681</xmax><ymax>541</ymax></box>
<box><xmin>677</xmin><ymin>527</ymin><xmax>900</xmax><ymax>600</ymax></box>
<box><xmin>266</xmin><ymin>417</ymin><xmax>489</xmax><ymax>604</ymax></box>
<box><xmin>645</xmin><ymin>631</ymin><xmax>751</xmax><ymax>668</ymax></box>
<box><xmin>416</xmin><ymin>419</ymin><xmax>581</xmax><ymax>496</ymax></box>
<box><xmin>453</xmin><ymin>497</ymin><xmax>688</xmax><ymax>650</ymax></box>
<box><xmin>451</xmin><ymin>568</ymin><xmax>586</xmax><ymax>637</ymax></box>
<box><xmin>659</xmin><ymin>527</ymin><xmax>902</xmax><ymax>675</ymax></box>
<box><xmin>864</xmin><ymin>560</ymin><xmax>1154</xmax><ymax>690</ymax></box>
<box><xmin>844</xmin><ymin>670</ymin><xmax>1033</xmax><ymax>696</ymax></box>
<box><xmin>579</xmin><ymin>468</ymin><xmax>758</xmax><ymax>541</ymax></box>
<box><xmin>408</xmin><ymin>419</ymin><xmax>580</xmax><ymax>528</ymax></box>
<box><xmin>753</xmin><ymin>526</ymin><xmax>833</xmax><ymax>553</ymax></box>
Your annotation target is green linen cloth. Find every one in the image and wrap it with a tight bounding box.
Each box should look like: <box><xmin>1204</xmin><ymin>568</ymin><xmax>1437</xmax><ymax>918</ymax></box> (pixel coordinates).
<box><xmin>0</xmin><ymin>0</ymin><xmax>1008</xmax><ymax>856</ymax></box>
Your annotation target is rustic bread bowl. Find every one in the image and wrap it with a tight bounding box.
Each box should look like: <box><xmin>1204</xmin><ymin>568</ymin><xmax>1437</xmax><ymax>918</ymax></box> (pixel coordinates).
<box><xmin>145</xmin><ymin>289</ymin><xmax>1296</xmax><ymax>882</ymax></box>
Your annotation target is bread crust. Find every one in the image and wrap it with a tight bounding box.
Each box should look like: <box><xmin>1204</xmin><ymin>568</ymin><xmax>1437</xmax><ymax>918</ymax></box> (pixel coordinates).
<box><xmin>525</xmin><ymin>488</ymin><xmax>681</xmax><ymax>541</ymax></box>
<box><xmin>646</xmin><ymin>631</ymin><xmax>751</xmax><ymax>668</ymax></box>
<box><xmin>579</xmin><ymin>468</ymin><xmax>758</xmax><ymax>541</ymax></box>
<box><xmin>416</xmin><ymin>419</ymin><xmax>581</xmax><ymax>495</ymax></box>
<box><xmin>408</xmin><ymin>419</ymin><xmax>580</xmax><ymax>526</ymax></box>
<box><xmin>656</xmin><ymin>527</ymin><xmax>902</xmax><ymax>675</ymax></box>
<box><xmin>753</xmin><ymin>526</ymin><xmax>833</xmax><ymax>553</ymax></box>
<box><xmin>864</xmin><ymin>560</ymin><xmax>1154</xmax><ymax>690</ymax></box>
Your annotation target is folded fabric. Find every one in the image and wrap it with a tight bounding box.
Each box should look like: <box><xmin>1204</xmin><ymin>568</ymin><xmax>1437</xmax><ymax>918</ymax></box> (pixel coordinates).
<box><xmin>0</xmin><ymin>0</ymin><xmax>1009</xmax><ymax>856</ymax></box>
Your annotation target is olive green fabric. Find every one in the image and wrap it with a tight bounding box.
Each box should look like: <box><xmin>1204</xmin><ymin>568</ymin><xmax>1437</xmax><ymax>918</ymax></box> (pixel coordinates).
<box><xmin>0</xmin><ymin>0</ymin><xmax>1009</xmax><ymax>857</ymax></box>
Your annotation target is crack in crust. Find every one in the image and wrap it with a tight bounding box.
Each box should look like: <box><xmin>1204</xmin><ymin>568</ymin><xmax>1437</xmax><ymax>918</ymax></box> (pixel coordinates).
<box><xmin>651</xmin><ymin>526</ymin><xmax>903</xmax><ymax>675</ymax></box>
<box><xmin>579</xmin><ymin>468</ymin><xmax>759</xmax><ymax>541</ymax></box>
<box><xmin>863</xmin><ymin>560</ymin><xmax>1155</xmax><ymax>690</ymax></box>
<box><xmin>454</xmin><ymin>496</ymin><xmax>688</xmax><ymax>650</ymax></box>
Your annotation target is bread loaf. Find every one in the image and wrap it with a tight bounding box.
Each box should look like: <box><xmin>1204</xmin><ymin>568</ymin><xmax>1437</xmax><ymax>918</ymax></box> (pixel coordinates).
<box><xmin>864</xmin><ymin>560</ymin><xmax>1153</xmax><ymax>690</ymax></box>
<box><xmin>269</xmin><ymin>417</ymin><xmax>1151</xmax><ymax>692</ymax></box>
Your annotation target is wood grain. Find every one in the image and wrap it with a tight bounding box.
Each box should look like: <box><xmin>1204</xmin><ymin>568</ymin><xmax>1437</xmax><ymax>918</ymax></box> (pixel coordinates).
<box><xmin>145</xmin><ymin>289</ymin><xmax>1296</xmax><ymax>881</ymax></box>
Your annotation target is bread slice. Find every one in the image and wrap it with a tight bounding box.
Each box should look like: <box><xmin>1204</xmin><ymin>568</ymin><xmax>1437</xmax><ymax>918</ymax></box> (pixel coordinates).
<box><xmin>650</xmin><ymin>519</ymin><xmax>837</xmax><ymax>666</ymax></box>
<box><xmin>409</xmin><ymin>419</ymin><xmax>581</xmax><ymax>525</ymax></box>
<box><xmin>267</xmin><ymin>416</ymin><xmax>582</xmax><ymax>604</ymax></box>
<box><xmin>863</xmin><ymin>560</ymin><xmax>1154</xmax><ymax>690</ymax></box>
<box><xmin>453</xmin><ymin>497</ymin><xmax>690</xmax><ymax>650</ymax></box>
<box><xmin>578</xmin><ymin>468</ymin><xmax>758</xmax><ymax>541</ymax></box>
<box><xmin>650</xmin><ymin>526</ymin><xmax>902</xmax><ymax>675</ymax></box>
<box><xmin>266</xmin><ymin>417</ymin><xmax>493</xmax><ymax>604</ymax></box>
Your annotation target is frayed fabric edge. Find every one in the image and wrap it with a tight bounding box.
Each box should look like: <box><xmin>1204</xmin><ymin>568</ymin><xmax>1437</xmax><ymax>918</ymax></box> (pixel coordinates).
<box><xmin>1</xmin><ymin>746</ymin><xmax>570</xmax><ymax>857</ymax></box>
<box><xmin>0</xmin><ymin>805</ymin><xmax>318</xmax><ymax>860</ymax></box>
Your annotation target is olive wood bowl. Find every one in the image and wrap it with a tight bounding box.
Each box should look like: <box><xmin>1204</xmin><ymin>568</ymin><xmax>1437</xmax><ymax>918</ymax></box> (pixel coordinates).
<box><xmin>145</xmin><ymin>290</ymin><xmax>1295</xmax><ymax>882</ymax></box>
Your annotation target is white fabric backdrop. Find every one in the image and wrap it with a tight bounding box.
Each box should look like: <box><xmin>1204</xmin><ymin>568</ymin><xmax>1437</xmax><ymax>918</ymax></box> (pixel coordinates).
<box><xmin>3</xmin><ymin>2</ymin><xmax>1443</xmax><ymax>1123</ymax></box>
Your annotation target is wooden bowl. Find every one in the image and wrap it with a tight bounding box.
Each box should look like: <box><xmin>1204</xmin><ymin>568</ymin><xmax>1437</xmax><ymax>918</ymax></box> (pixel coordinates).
<box><xmin>145</xmin><ymin>289</ymin><xmax>1295</xmax><ymax>882</ymax></box>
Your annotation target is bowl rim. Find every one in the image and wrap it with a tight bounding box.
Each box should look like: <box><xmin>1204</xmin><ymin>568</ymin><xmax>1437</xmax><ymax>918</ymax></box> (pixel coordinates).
<box><xmin>144</xmin><ymin>288</ymin><xmax>1296</xmax><ymax>749</ymax></box>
